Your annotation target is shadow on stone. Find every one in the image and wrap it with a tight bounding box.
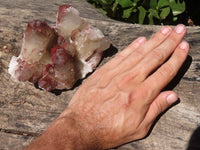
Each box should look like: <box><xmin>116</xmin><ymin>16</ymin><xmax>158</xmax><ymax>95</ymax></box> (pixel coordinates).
<box><xmin>34</xmin><ymin>82</ymin><xmax>67</xmax><ymax>96</ymax></box>
<box><xmin>102</xmin><ymin>44</ymin><xmax>118</xmax><ymax>58</ymax></box>
<box><xmin>187</xmin><ymin>126</ymin><xmax>200</xmax><ymax>150</ymax></box>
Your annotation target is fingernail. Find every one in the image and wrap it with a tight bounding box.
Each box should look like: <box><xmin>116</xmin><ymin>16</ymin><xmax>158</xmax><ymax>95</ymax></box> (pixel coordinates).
<box><xmin>161</xmin><ymin>26</ymin><xmax>170</xmax><ymax>34</ymax></box>
<box><xmin>167</xmin><ymin>94</ymin><xmax>178</xmax><ymax>105</ymax></box>
<box><xmin>137</xmin><ymin>37</ymin><xmax>146</xmax><ymax>44</ymax></box>
<box><xmin>175</xmin><ymin>24</ymin><xmax>185</xmax><ymax>34</ymax></box>
<box><xmin>180</xmin><ymin>41</ymin><xmax>189</xmax><ymax>50</ymax></box>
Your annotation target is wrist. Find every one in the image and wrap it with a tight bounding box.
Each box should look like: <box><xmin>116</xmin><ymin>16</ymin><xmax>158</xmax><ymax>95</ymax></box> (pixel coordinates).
<box><xmin>25</xmin><ymin>109</ymin><xmax>102</xmax><ymax>150</ymax></box>
<box><xmin>58</xmin><ymin>110</ymin><xmax>102</xmax><ymax>150</ymax></box>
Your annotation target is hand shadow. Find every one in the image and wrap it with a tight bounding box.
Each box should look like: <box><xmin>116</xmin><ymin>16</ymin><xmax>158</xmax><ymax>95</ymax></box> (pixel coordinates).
<box><xmin>187</xmin><ymin>126</ymin><xmax>200</xmax><ymax>150</ymax></box>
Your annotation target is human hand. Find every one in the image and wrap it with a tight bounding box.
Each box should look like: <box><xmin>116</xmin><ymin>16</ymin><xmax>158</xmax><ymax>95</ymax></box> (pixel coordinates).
<box><xmin>63</xmin><ymin>24</ymin><xmax>189</xmax><ymax>149</ymax></box>
<box><xmin>25</xmin><ymin>24</ymin><xmax>189</xmax><ymax>150</ymax></box>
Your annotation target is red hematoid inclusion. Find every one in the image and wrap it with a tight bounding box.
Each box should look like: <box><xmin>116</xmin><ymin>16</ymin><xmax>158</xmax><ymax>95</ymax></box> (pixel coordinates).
<box><xmin>8</xmin><ymin>5</ymin><xmax>110</xmax><ymax>91</ymax></box>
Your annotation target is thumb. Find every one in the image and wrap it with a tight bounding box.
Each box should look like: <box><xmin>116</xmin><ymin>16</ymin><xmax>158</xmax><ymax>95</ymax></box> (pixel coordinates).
<box><xmin>140</xmin><ymin>91</ymin><xmax>179</xmax><ymax>130</ymax></box>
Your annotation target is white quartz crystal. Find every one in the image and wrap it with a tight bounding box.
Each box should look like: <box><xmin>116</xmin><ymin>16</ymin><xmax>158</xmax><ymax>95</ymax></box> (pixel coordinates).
<box><xmin>8</xmin><ymin>5</ymin><xmax>110</xmax><ymax>91</ymax></box>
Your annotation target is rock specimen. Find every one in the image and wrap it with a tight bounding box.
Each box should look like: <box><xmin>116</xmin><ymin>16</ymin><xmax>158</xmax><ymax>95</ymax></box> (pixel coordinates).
<box><xmin>8</xmin><ymin>5</ymin><xmax>110</xmax><ymax>91</ymax></box>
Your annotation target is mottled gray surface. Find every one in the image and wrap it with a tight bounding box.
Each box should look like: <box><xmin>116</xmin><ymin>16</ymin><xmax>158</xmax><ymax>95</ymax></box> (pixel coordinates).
<box><xmin>0</xmin><ymin>0</ymin><xmax>200</xmax><ymax>150</ymax></box>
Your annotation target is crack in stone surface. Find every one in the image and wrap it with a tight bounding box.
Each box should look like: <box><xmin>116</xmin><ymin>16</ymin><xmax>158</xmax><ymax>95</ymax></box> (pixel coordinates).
<box><xmin>0</xmin><ymin>128</ymin><xmax>39</xmax><ymax>137</ymax></box>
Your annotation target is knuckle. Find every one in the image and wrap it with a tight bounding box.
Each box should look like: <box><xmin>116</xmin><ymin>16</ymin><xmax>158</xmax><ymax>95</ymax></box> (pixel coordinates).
<box><xmin>151</xmin><ymin>49</ymin><xmax>164</xmax><ymax>61</ymax></box>
<box><xmin>137</xmin><ymin>127</ymin><xmax>149</xmax><ymax>138</ymax></box>
<box><xmin>152</xmin><ymin>34</ymin><xmax>162</xmax><ymax>43</ymax></box>
<box><xmin>115</xmin><ymin>76</ymin><xmax>129</xmax><ymax>91</ymax></box>
<box><xmin>137</xmin><ymin>68</ymin><xmax>146</xmax><ymax>80</ymax></box>
<box><xmin>170</xmin><ymin>34</ymin><xmax>180</xmax><ymax>43</ymax></box>
<box><xmin>160</xmin><ymin>63</ymin><xmax>176</xmax><ymax>77</ymax></box>
<box><xmin>166</xmin><ymin>37</ymin><xmax>179</xmax><ymax>49</ymax></box>
<box><xmin>154</xmin><ymin>100</ymin><xmax>165</xmax><ymax>114</ymax></box>
<box><xmin>142</xmin><ymin>83</ymin><xmax>154</xmax><ymax>97</ymax></box>
<box><xmin>134</xmin><ymin>86</ymin><xmax>153</xmax><ymax>102</ymax></box>
<box><xmin>175</xmin><ymin>49</ymin><xmax>187</xmax><ymax>59</ymax></box>
<box><xmin>134</xmin><ymin>48</ymin><xmax>145</xmax><ymax>58</ymax></box>
<box><xmin>115</xmin><ymin>69</ymin><xmax>140</xmax><ymax>91</ymax></box>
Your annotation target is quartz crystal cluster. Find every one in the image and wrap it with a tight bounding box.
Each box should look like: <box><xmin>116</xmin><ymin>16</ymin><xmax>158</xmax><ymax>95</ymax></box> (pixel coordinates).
<box><xmin>8</xmin><ymin>5</ymin><xmax>110</xmax><ymax>91</ymax></box>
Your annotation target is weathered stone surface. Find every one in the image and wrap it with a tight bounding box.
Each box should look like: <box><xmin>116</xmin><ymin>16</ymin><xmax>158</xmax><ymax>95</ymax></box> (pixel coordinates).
<box><xmin>0</xmin><ymin>0</ymin><xmax>200</xmax><ymax>150</ymax></box>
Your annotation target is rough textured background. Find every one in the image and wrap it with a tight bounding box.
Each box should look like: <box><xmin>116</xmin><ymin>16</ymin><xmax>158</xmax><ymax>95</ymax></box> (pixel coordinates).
<box><xmin>0</xmin><ymin>0</ymin><xmax>200</xmax><ymax>149</ymax></box>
